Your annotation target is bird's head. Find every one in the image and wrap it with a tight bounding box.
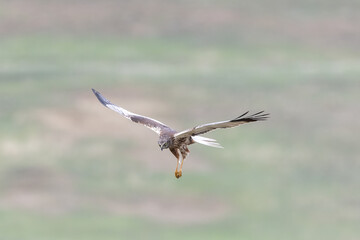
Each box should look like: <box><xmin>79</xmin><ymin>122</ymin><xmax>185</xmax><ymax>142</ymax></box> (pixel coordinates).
<box><xmin>158</xmin><ymin>138</ymin><xmax>171</xmax><ymax>151</ymax></box>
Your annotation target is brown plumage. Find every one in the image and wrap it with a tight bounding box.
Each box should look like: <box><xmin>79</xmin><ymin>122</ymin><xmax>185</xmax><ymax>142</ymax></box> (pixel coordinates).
<box><xmin>92</xmin><ymin>89</ymin><xmax>269</xmax><ymax>179</ymax></box>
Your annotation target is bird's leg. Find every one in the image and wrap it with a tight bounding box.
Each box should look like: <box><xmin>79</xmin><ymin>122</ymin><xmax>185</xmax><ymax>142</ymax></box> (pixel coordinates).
<box><xmin>175</xmin><ymin>157</ymin><xmax>183</xmax><ymax>179</ymax></box>
<box><xmin>175</xmin><ymin>159</ymin><xmax>179</xmax><ymax>176</ymax></box>
<box><xmin>179</xmin><ymin>158</ymin><xmax>184</xmax><ymax>173</ymax></box>
<box><xmin>170</xmin><ymin>148</ymin><xmax>182</xmax><ymax>179</ymax></box>
<box><xmin>175</xmin><ymin>148</ymin><xmax>188</xmax><ymax>179</ymax></box>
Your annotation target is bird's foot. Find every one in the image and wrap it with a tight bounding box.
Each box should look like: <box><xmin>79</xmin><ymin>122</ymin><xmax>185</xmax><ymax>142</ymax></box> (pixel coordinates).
<box><xmin>175</xmin><ymin>170</ymin><xmax>182</xmax><ymax>179</ymax></box>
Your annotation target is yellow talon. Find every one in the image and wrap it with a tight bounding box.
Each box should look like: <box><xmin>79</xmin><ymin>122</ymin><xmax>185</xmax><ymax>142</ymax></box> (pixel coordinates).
<box><xmin>175</xmin><ymin>170</ymin><xmax>182</xmax><ymax>179</ymax></box>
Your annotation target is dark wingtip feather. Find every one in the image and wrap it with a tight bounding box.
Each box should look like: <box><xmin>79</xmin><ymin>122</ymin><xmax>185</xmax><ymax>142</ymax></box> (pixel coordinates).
<box><xmin>91</xmin><ymin>88</ymin><xmax>111</xmax><ymax>106</ymax></box>
<box><xmin>234</xmin><ymin>111</ymin><xmax>249</xmax><ymax>120</ymax></box>
<box><xmin>230</xmin><ymin>111</ymin><xmax>270</xmax><ymax>123</ymax></box>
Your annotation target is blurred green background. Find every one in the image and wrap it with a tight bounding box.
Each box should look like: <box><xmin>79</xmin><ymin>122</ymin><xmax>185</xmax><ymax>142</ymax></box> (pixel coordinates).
<box><xmin>0</xmin><ymin>0</ymin><xmax>359</xmax><ymax>239</ymax></box>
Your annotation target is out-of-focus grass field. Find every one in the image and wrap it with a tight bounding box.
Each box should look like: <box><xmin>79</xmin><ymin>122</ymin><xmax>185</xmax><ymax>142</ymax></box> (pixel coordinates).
<box><xmin>0</xmin><ymin>1</ymin><xmax>359</xmax><ymax>239</ymax></box>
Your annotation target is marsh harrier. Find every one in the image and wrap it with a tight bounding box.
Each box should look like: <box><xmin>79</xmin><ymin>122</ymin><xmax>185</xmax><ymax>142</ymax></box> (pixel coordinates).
<box><xmin>92</xmin><ymin>89</ymin><xmax>269</xmax><ymax>179</ymax></box>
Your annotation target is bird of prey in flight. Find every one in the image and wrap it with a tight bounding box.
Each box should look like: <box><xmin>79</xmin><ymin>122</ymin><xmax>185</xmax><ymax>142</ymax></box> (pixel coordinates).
<box><xmin>92</xmin><ymin>89</ymin><xmax>269</xmax><ymax>179</ymax></box>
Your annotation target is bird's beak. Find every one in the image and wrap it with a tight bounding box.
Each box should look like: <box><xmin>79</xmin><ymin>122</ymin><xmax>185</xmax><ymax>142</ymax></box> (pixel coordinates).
<box><xmin>160</xmin><ymin>145</ymin><xmax>164</xmax><ymax>151</ymax></box>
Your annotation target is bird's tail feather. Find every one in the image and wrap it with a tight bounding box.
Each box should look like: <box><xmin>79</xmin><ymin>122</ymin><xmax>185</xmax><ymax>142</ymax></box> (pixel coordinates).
<box><xmin>192</xmin><ymin>136</ymin><xmax>223</xmax><ymax>148</ymax></box>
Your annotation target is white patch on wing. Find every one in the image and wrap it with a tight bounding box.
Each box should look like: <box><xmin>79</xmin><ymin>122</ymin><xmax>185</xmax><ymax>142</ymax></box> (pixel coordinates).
<box><xmin>144</xmin><ymin>125</ymin><xmax>162</xmax><ymax>135</ymax></box>
<box><xmin>105</xmin><ymin>103</ymin><xmax>131</xmax><ymax>119</ymax></box>
<box><xmin>174</xmin><ymin>120</ymin><xmax>228</xmax><ymax>138</ymax></box>
<box><xmin>192</xmin><ymin>136</ymin><xmax>223</xmax><ymax>148</ymax></box>
<box><xmin>104</xmin><ymin>103</ymin><xmax>166</xmax><ymax>135</ymax></box>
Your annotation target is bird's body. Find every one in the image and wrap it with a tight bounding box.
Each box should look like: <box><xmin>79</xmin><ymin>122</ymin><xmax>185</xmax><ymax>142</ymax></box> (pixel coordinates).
<box><xmin>92</xmin><ymin>89</ymin><xmax>269</xmax><ymax>178</ymax></box>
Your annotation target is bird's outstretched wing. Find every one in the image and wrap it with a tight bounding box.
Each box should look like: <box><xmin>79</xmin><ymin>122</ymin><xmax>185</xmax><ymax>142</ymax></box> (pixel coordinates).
<box><xmin>92</xmin><ymin>88</ymin><xmax>172</xmax><ymax>135</ymax></box>
<box><xmin>174</xmin><ymin>111</ymin><xmax>269</xmax><ymax>140</ymax></box>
